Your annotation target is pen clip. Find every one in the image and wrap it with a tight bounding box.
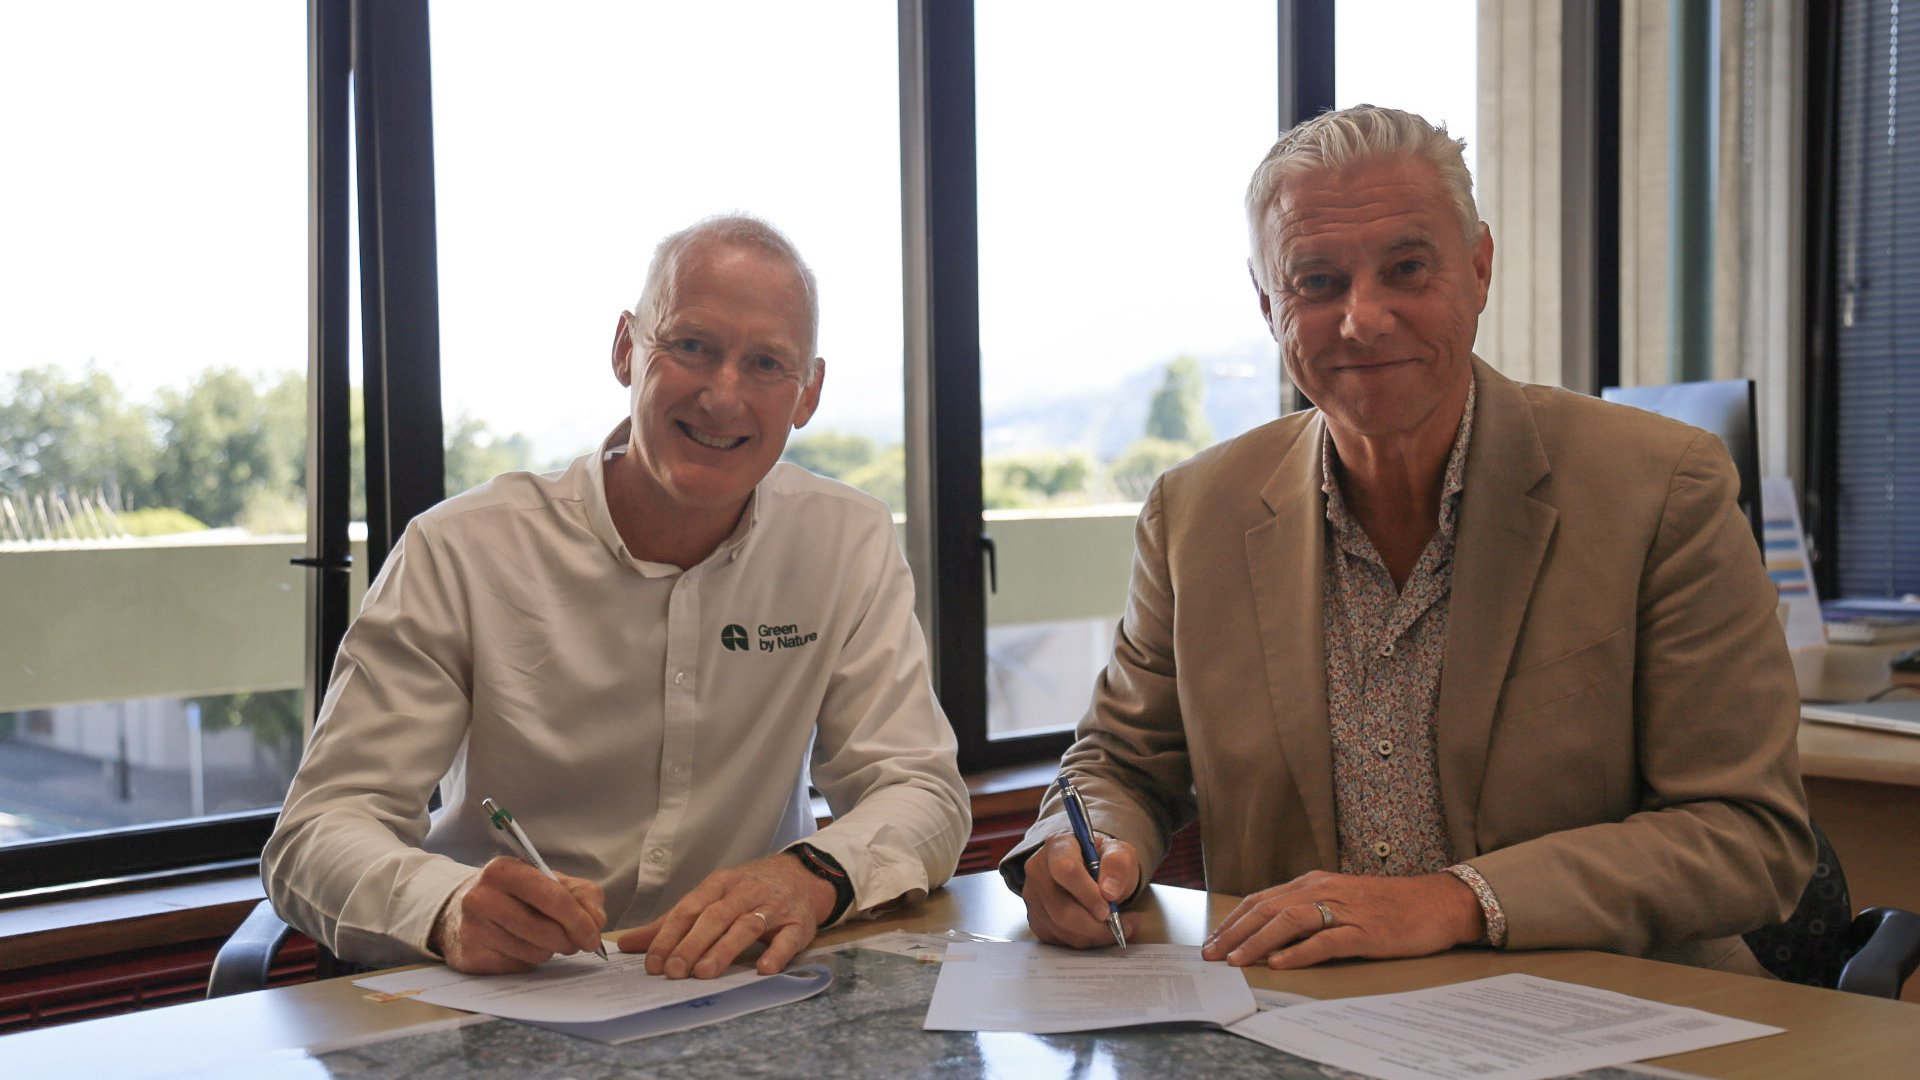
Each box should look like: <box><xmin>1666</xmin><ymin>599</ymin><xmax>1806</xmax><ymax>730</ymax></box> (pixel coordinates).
<box><xmin>481</xmin><ymin>797</ymin><xmax>513</xmax><ymax>831</ymax></box>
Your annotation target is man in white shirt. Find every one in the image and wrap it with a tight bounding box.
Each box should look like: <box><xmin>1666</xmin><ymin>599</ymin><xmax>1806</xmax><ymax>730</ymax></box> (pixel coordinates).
<box><xmin>264</xmin><ymin>215</ymin><xmax>970</xmax><ymax>979</ymax></box>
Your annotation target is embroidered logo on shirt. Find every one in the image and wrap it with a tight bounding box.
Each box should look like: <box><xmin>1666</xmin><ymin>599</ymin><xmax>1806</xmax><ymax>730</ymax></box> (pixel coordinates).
<box><xmin>756</xmin><ymin>622</ymin><xmax>819</xmax><ymax>653</ymax></box>
<box><xmin>720</xmin><ymin>624</ymin><xmax>750</xmax><ymax>651</ymax></box>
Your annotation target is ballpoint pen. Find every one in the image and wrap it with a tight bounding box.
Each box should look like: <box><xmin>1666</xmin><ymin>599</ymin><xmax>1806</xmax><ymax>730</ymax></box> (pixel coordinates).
<box><xmin>1057</xmin><ymin>775</ymin><xmax>1127</xmax><ymax>949</ymax></box>
<box><xmin>482</xmin><ymin>797</ymin><xmax>608</xmax><ymax>960</ymax></box>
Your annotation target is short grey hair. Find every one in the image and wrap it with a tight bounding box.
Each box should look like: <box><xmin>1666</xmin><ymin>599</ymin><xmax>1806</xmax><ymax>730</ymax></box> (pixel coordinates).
<box><xmin>633</xmin><ymin>213</ymin><xmax>822</xmax><ymax>374</ymax></box>
<box><xmin>1245</xmin><ymin>105</ymin><xmax>1479</xmax><ymax>295</ymax></box>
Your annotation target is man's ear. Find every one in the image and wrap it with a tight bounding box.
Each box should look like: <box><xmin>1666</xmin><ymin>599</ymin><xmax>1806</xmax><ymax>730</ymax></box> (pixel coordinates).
<box><xmin>611</xmin><ymin>312</ymin><xmax>636</xmax><ymax>387</ymax></box>
<box><xmin>791</xmin><ymin>358</ymin><xmax>826</xmax><ymax>430</ymax></box>
<box><xmin>1250</xmin><ymin>262</ymin><xmax>1278</xmax><ymax>337</ymax></box>
<box><xmin>1471</xmin><ymin>222</ymin><xmax>1494</xmax><ymax>313</ymax></box>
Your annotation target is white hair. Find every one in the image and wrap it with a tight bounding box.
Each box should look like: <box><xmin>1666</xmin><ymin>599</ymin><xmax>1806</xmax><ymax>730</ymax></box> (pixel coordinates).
<box><xmin>633</xmin><ymin>213</ymin><xmax>821</xmax><ymax>374</ymax></box>
<box><xmin>1245</xmin><ymin>105</ymin><xmax>1480</xmax><ymax>295</ymax></box>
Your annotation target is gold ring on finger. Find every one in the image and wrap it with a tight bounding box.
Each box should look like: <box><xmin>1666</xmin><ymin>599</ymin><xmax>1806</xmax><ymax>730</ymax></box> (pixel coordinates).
<box><xmin>1313</xmin><ymin>901</ymin><xmax>1335</xmax><ymax>931</ymax></box>
<box><xmin>750</xmin><ymin>910</ymin><xmax>771</xmax><ymax>930</ymax></box>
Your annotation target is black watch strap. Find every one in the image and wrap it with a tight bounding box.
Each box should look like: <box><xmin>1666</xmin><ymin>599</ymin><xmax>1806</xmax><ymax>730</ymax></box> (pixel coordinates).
<box><xmin>785</xmin><ymin>842</ymin><xmax>855</xmax><ymax>926</ymax></box>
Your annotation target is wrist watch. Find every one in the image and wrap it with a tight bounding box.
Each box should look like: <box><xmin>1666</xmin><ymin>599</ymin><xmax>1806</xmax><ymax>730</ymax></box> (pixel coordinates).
<box><xmin>785</xmin><ymin>842</ymin><xmax>856</xmax><ymax>926</ymax></box>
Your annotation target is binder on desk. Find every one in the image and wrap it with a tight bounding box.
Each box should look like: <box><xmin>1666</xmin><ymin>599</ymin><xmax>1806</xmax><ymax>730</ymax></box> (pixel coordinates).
<box><xmin>1801</xmin><ymin>698</ymin><xmax>1920</xmax><ymax>737</ymax></box>
<box><xmin>1822</xmin><ymin>598</ymin><xmax>1920</xmax><ymax>644</ymax></box>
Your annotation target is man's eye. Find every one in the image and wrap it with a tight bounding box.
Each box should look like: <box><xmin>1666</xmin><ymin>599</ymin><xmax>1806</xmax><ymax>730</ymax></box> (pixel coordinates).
<box><xmin>1391</xmin><ymin>259</ymin><xmax>1426</xmax><ymax>277</ymax></box>
<box><xmin>675</xmin><ymin>338</ymin><xmax>705</xmax><ymax>354</ymax></box>
<box><xmin>1294</xmin><ymin>273</ymin><xmax>1338</xmax><ymax>296</ymax></box>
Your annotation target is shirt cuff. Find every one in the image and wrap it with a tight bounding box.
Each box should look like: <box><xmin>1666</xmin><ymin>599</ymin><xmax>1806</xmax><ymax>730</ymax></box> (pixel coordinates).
<box><xmin>1445</xmin><ymin>863</ymin><xmax>1509</xmax><ymax>948</ymax></box>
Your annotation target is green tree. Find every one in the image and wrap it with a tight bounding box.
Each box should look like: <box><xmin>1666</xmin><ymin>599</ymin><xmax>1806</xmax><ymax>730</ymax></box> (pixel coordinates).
<box><xmin>444</xmin><ymin>411</ymin><xmax>537</xmax><ymax>496</ymax></box>
<box><xmin>190</xmin><ymin>689</ymin><xmax>304</xmax><ymax>779</ymax></box>
<box><xmin>0</xmin><ymin>365</ymin><xmax>156</xmax><ymax>506</ymax></box>
<box><xmin>782</xmin><ymin>431</ymin><xmax>878</xmax><ymax>481</ymax></box>
<box><xmin>1144</xmin><ymin>355</ymin><xmax>1213</xmax><ymax>446</ymax></box>
<box><xmin>1109</xmin><ymin>437</ymin><xmax>1195</xmax><ymax>501</ymax></box>
<box><xmin>989</xmin><ymin>451</ymin><xmax>1094</xmax><ymax>501</ymax></box>
<box><xmin>151</xmin><ymin>368</ymin><xmax>303</xmax><ymax>528</ymax></box>
<box><xmin>842</xmin><ymin>446</ymin><xmax>906</xmax><ymax>513</ymax></box>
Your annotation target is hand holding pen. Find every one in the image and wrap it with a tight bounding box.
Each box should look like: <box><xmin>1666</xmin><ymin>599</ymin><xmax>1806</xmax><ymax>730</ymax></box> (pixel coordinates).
<box><xmin>1058</xmin><ymin>775</ymin><xmax>1128</xmax><ymax>949</ymax></box>
<box><xmin>482</xmin><ymin>797</ymin><xmax>608</xmax><ymax>960</ymax></box>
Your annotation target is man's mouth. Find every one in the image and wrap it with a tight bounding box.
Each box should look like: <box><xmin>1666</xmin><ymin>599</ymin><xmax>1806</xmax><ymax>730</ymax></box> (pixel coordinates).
<box><xmin>678</xmin><ymin>421</ymin><xmax>748</xmax><ymax>450</ymax></box>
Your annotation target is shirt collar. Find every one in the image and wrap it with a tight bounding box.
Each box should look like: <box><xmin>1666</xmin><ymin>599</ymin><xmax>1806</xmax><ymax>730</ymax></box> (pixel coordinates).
<box><xmin>1320</xmin><ymin>373</ymin><xmax>1479</xmax><ymax>533</ymax></box>
<box><xmin>584</xmin><ymin>419</ymin><xmax>763</xmax><ymax>576</ymax></box>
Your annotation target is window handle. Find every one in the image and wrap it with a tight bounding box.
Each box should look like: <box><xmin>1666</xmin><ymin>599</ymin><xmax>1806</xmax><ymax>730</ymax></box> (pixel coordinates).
<box><xmin>980</xmin><ymin>532</ymin><xmax>997</xmax><ymax>595</ymax></box>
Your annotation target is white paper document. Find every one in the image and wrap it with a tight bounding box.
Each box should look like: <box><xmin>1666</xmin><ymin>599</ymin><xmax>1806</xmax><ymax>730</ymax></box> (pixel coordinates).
<box><xmin>1228</xmin><ymin>972</ymin><xmax>1783</xmax><ymax>1080</ymax></box>
<box><xmin>526</xmin><ymin>965</ymin><xmax>832</xmax><ymax>1044</ymax></box>
<box><xmin>352</xmin><ymin>949</ymin><xmax>825</xmax><ymax>1026</ymax></box>
<box><xmin>802</xmin><ymin>927</ymin><xmax>1006</xmax><ymax>964</ymax></box>
<box><xmin>923</xmin><ymin>941</ymin><xmax>1258</xmax><ymax>1034</ymax></box>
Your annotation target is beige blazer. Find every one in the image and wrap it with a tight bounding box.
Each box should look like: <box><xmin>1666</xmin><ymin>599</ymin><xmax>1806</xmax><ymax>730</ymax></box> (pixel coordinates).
<box><xmin>1013</xmin><ymin>359</ymin><xmax>1812</xmax><ymax>972</ymax></box>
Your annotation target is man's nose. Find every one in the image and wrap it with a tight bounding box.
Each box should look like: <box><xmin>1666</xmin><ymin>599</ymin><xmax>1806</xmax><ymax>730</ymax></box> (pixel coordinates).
<box><xmin>696</xmin><ymin>358</ymin><xmax>748</xmax><ymax>414</ymax></box>
<box><xmin>1339</xmin><ymin>280</ymin><xmax>1395</xmax><ymax>346</ymax></box>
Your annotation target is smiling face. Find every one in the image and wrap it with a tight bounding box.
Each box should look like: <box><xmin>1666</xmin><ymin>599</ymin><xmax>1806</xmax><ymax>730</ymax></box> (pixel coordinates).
<box><xmin>1254</xmin><ymin>155</ymin><xmax>1492</xmax><ymax>452</ymax></box>
<box><xmin>612</xmin><ymin>238</ymin><xmax>823</xmax><ymax>531</ymax></box>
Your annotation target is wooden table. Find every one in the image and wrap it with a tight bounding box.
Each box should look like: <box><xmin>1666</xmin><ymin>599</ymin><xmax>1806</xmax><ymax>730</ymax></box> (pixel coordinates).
<box><xmin>1</xmin><ymin>872</ymin><xmax>1914</xmax><ymax>1078</ymax></box>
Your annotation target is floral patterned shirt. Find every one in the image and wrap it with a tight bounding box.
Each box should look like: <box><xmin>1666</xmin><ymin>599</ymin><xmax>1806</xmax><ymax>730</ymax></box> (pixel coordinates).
<box><xmin>1319</xmin><ymin>377</ymin><xmax>1507</xmax><ymax>946</ymax></box>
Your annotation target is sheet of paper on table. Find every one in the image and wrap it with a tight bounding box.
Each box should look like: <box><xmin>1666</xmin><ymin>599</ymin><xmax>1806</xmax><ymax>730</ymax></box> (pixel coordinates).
<box><xmin>923</xmin><ymin>941</ymin><xmax>1259</xmax><ymax>1034</ymax></box>
<box><xmin>803</xmin><ymin>927</ymin><xmax>1007</xmax><ymax>964</ymax></box>
<box><xmin>1228</xmin><ymin>972</ymin><xmax>1783</xmax><ymax>1080</ymax></box>
<box><xmin>352</xmin><ymin>949</ymin><xmax>829</xmax><ymax>1036</ymax></box>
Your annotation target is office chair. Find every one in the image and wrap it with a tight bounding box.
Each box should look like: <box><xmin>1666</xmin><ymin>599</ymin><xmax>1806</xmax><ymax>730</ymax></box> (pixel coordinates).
<box><xmin>206</xmin><ymin>900</ymin><xmax>370</xmax><ymax>998</ymax></box>
<box><xmin>1600</xmin><ymin>378</ymin><xmax>1763</xmax><ymax>552</ymax></box>
<box><xmin>1741</xmin><ymin>820</ymin><xmax>1920</xmax><ymax>998</ymax></box>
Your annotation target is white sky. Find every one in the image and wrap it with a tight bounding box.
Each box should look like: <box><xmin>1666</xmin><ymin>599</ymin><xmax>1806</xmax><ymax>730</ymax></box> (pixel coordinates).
<box><xmin>0</xmin><ymin>1</ymin><xmax>1475</xmax><ymax>461</ymax></box>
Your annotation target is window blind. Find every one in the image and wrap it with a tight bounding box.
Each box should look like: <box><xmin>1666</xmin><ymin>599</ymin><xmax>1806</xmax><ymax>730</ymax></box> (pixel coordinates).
<box><xmin>1833</xmin><ymin>0</ymin><xmax>1920</xmax><ymax>597</ymax></box>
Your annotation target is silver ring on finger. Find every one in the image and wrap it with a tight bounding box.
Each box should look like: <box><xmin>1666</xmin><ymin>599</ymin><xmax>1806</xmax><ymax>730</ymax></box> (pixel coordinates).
<box><xmin>1313</xmin><ymin>901</ymin><xmax>1335</xmax><ymax>931</ymax></box>
<box><xmin>749</xmin><ymin>910</ymin><xmax>771</xmax><ymax>931</ymax></box>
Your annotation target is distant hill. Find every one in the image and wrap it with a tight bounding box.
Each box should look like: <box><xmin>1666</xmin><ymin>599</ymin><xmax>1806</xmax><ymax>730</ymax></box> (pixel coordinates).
<box><xmin>984</xmin><ymin>345</ymin><xmax>1282</xmax><ymax>460</ymax></box>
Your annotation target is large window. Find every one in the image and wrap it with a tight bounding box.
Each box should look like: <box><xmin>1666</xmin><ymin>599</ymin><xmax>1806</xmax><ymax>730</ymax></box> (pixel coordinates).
<box><xmin>974</xmin><ymin>2</ymin><xmax>1281</xmax><ymax>741</ymax></box>
<box><xmin>429</xmin><ymin>2</ymin><xmax>904</xmax><ymax>508</ymax></box>
<box><xmin>0</xmin><ymin>1</ymin><xmax>1493</xmax><ymax>894</ymax></box>
<box><xmin>0</xmin><ymin>3</ymin><xmax>313</xmax><ymax>865</ymax></box>
<box><xmin>1335</xmin><ymin>0</ymin><xmax>1478</xmax><ymax>179</ymax></box>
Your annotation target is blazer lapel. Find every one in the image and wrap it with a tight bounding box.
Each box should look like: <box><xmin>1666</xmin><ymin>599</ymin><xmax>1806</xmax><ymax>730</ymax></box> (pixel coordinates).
<box><xmin>1244</xmin><ymin>412</ymin><xmax>1339</xmax><ymax>871</ymax></box>
<box><xmin>1436</xmin><ymin>360</ymin><xmax>1557</xmax><ymax>860</ymax></box>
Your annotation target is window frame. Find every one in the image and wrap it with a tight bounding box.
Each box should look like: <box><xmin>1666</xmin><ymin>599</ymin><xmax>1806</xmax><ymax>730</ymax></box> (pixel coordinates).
<box><xmin>0</xmin><ymin>0</ymin><xmax>440</xmax><ymax>898</ymax></box>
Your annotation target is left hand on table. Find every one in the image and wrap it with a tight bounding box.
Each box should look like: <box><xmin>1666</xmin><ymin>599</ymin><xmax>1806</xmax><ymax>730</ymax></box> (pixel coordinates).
<box><xmin>1201</xmin><ymin>870</ymin><xmax>1484</xmax><ymax>969</ymax></box>
<box><xmin>614</xmin><ymin>851</ymin><xmax>837</xmax><ymax>979</ymax></box>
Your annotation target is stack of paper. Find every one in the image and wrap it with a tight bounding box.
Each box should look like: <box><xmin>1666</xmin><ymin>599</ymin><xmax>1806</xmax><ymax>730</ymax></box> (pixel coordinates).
<box><xmin>923</xmin><ymin>942</ymin><xmax>1783</xmax><ymax>1080</ymax></box>
<box><xmin>353</xmin><ymin>950</ymin><xmax>831</xmax><ymax>1044</ymax></box>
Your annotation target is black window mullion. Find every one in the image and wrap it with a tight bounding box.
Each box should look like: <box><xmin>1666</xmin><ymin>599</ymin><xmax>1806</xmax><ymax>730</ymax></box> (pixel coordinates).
<box><xmin>905</xmin><ymin>0</ymin><xmax>1006</xmax><ymax>772</ymax></box>
<box><xmin>303</xmin><ymin>0</ymin><xmax>354</xmax><ymax>727</ymax></box>
<box><xmin>351</xmin><ymin>0</ymin><xmax>443</xmax><ymax>581</ymax></box>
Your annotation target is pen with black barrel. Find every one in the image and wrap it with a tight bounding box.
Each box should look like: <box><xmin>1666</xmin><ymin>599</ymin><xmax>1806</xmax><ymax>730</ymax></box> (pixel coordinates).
<box><xmin>482</xmin><ymin>797</ymin><xmax>609</xmax><ymax>960</ymax></box>
<box><xmin>1057</xmin><ymin>775</ymin><xmax>1127</xmax><ymax>949</ymax></box>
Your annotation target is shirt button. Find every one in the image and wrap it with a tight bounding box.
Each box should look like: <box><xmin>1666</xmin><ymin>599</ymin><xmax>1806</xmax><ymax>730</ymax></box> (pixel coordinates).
<box><xmin>1380</xmin><ymin>641</ymin><xmax>1396</xmax><ymax>657</ymax></box>
<box><xmin>648</xmin><ymin>848</ymin><xmax>667</xmax><ymax>864</ymax></box>
<box><xmin>673</xmin><ymin>671</ymin><xmax>685</xmax><ymax>686</ymax></box>
<box><xmin>1374</xmin><ymin>840</ymin><xmax>1392</xmax><ymax>858</ymax></box>
<box><xmin>1376</xmin><ymin>739</ymin><xmax>1393</xmax><ymax>757</ymax></box>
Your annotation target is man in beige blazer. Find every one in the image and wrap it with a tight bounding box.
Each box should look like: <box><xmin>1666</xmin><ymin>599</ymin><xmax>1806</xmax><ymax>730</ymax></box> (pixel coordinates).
<box><xmin>1003</xmin><ymin>106</ymin><xmax>1812</xmax><ymax>975</ymax></box>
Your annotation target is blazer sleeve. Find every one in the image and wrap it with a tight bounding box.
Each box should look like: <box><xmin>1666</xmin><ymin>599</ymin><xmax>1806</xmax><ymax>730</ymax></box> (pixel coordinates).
<box><xmin>1465</xmin><ymin>431</ymin><xmax>1814</xmax><ymax>956</ymax></box>
<box><xmin>1001</xmin><ymin>477</ymin><xmax>1198</xmax><ymax>893</ymax></box>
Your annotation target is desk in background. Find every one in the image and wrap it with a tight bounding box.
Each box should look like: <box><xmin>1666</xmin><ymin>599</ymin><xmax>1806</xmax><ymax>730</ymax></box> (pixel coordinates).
<box><xmin>1793</xmin><ymin>642</ymin><xmax>1920</xmax><ymax>1004</ymax></box>
<box><xmin>2</xmin><ymin>872</ymin><xmax>1915</xmax><ymax>1078</ymax></box>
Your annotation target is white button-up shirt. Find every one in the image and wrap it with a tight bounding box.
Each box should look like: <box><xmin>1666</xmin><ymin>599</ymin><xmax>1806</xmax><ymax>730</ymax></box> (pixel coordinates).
<box><xmin>264</xmin><ymin>424</ymin><xmax>970</xmax><ymax>965</ymax></box>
